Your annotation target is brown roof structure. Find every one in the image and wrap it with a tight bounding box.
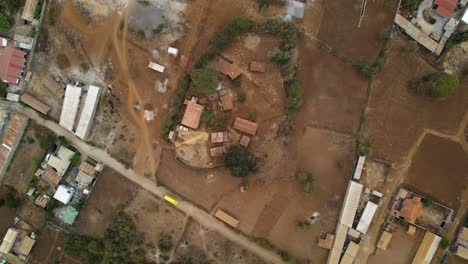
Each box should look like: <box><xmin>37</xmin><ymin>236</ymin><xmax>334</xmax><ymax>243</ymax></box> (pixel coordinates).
<box><xmin>34</xmin><ymin>194</ymin><xmax>50</xmax><ymax>208</ymax></box>
<box><xmin>20</xmin><ymin>93</ymin><xmax>51</xmax><ymax>115</ymax></box>
<box><xmin>0</xmin><ymin>46</ymin><xmax>26</xmax><ymax>84</ymax></box>
<box><xmin>79</xmin><ymin>161</ymin><xmax>96</xmax><ymax>176</ymax></box>
<box><xmin>43</xmin><ymin>166</ymin><xmax>62</xmax><ymax>186</ymax></box>
<box><xmin>318</xmin><ymin>234</ymin><xmax>334</xmax><ymax>249</ymax></box>
<box><xmin>42</xmin><ymin>75</ymin><xmax>64</xmax><ymax>98</ymax></box>
<box><xmin>377</xmin><ymin>231</ymin><xmax>392</xmax><ymax>250</ymax></box>
<box><xmin>400</xmin><ymin>196</ymin><xmax>425</xmax><ymax>224</ymax></box>
<box><xmin>233</xmin><ymin>117</ymin><xmax>258</xmax><ymax>135</ymax></box>
<box><xmin>434</xmin><ymin>0</ymin><xmax>457</xmax><ymax>17</ymax></box>
<box><xmin>220</xmin><ymin>94</ymin><xmax>233</xmax><ymax>111</ymax></box>
<box><xmin>210</xmin><ymin>146</ymin><xmax>227</xmax><ymax>157</ymax></box>
<box><xmin>249</xmin><ymin>61</ymin><xmax>266</xmax><ymax>73</ymax></box>
<box><xmin>21</xmin><ymin>0</ymin><xmax>39</xmax><ymax>22</ymax></box>
<box><xmin>215</xmin><ymin>209</ymin><xmax>239</xmax><ymax>228</ymax></box>
<box><xmin>181</xmin><ymin>101</ymin><xmax>204</xmax><ymax>129</ymax></box>
<box><xmin>2</xmin><ymin>114</ymin><xmax>27</xmax><ymax>148</ymax></box>
<box><xmin>211</xmin><ymin>131</ymin><xmax>228</xmax><ymax>143</ymax></box>
<box><xmin>216</xmin><ymin>57</ymin><xmax>242</xmax><ymax>79</ymax></box>
<box><xmin>239</xmin><ymin>135</ymin><xmax>251</xmax><ymax>147</ymax></box>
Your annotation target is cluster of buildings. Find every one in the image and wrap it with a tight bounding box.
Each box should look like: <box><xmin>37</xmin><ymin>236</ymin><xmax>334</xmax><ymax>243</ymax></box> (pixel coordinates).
<box><xmin>0</xmin><ymin>227</ymin><xmax>36</xmax><ymax>263</ymax></box>
<box><xmin>395</xmin><ymin>0</ymin><xmax>468</xmax><ymax>55</ymax></box>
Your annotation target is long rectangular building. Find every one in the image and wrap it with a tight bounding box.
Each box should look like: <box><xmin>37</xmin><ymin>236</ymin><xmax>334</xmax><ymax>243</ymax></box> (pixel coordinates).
<box><xmin>75</xmin><ymin>85</ymin><xmax>101</xmax><ymax>140</ymax></box>
<box><xmin>412</xmin><ymin>231</ymin><xmax>441</xmax><ymax>264</ymax></box>
<box><xmin>59</xmin><ymin>85</ymin><xmax>82</xmax><ymax>132</ymax></box>
<box><xmin>20</xmin><ymin>93</ymin><xmax>50</xmax><ymax>115</ymax></box>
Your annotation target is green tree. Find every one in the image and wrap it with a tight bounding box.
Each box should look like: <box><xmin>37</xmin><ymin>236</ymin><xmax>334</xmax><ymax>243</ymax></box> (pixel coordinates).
<box><xmin>440</xmin><ymin>237</ymin><xmax>450</xmax><ymax>250</ymax></box>
<box><xmin>0</xmin><ymin>82</ymin><xmax>7</xmax><ymax>97</ymax></box>
<box><xmin>0</xmin><ymin>0</ymin><xmax>20</xmax><ymax>13</ymax></box>
<box><xmin>201</xmin><ymin>110</ymin><xmax>216</xmax><ymax>127</ymax></box>
<box><xmin>159</xmin><ymin>234</ymin><xmax>172</xmax><ymax>253</ymax></box>
<box><xmin>39</xmin><ymin>134</ymin><xmax>55</xmax><ymax>150</ymax></box>
<box><xmin>4</xmin><ymin>191</ymin><xmax>20</xmax><ymax>208</ymax></box>
<box><xmin>258</xmin><ymin>0</ymin><xmax>270</xmax><ymax>10</ymax></box>
<box><xmin>190</xmin><ymin>68</ymin><xmax>218</xmax><ymax>96</ymax></box>
<box><xmin>0</xmin><ymin>13</ymin><xmax>12</xmax><ymax>33</ymax></box>
<box><xmin>411</xmin><ymin>72</ymin><xmax>459</xmax><ymax>98</ymax></box>
<box><xmin>69</xmin><ymin>153</ymin><xmax>81</xmax><ymax>166</ymax></box>
<box><xmin>423</xmin><ymin>198</ymin><xmax>433</xmax><ymax>208</ymax></box>
<box><xmin>224</xmin><ymin>146</ymin><xmax>257</xmax><ymax>177</ymax></box>
<box><xmin>285</xmin><ymin>80</ymin><xmax>303</xmax><ymax>116</ymax></box>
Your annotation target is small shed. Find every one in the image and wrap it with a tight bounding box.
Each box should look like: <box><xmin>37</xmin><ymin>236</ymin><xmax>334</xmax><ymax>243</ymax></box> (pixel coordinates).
<box><xmin>249</xmin><ymin>61</ymin><xmax>266</xmax><ymax>73</ymax></box>
<box><xmin>6</xmin><ymin>93</ymin><xmax>20</xmax><ymax>102</ymax></box>
<box><xmin>318</xmin><ymin>234</ymin><xmax>334</xmax><ymax>249</ymax></box>
<box><xmin>407</xmin><ymin>225</ymin><xmax>417</xmax><ymax>236</ymax></box>
<box><xmin>233</xmin><ymin>117</ymin><xmax>258</xmax><ymax>135</ymax></box>
<box><xmin>43</xmin><ymin>166</ymin><xmax>63</xmax><ymax>186</ymax></box>
<box><xmin>35</xmin><ymin>194</ymin><xmax>50</xmax><ymax>208</ymax></box>
<box><xmin>14</xmin><ymin>236</ymin><xmax>36</xmax><ymax>259</ymax></box>
<box><xmin>148</xmin><ymin>61</ymin><xmax>165</xmax><ymax>73</ymax></box>
<box><xmin>216</xmin><ymin>57</ymin><xmax>242</xmax><ymax>79</ymax></box>
<box><xmin>168</xmin><ymin>47</ymin><xmax>179</xmax><ymax>56</ymax></box>
<box><xmin>239</xmin><ymin>135</ymin><xmax>251</xmax><ymax>147</ymax></box>
<box><xmin>220</xmin><ymin>94</ymin><xmax>233</xmax><ymax>111</ymax></box>
<box><xmin>377</xmin><ymin>231</ymin><xmax>392</xmax><ymax>250</ymax></box>
<box><xmin>215</xmin><ymin>209</ymin><xmax>239</xmax><ymax>228</ymax></box>
<box><xmin>210</xmin><ymin>146</ymin><xmax>227</xmax><ymax>157</ymax></box>
<box><xmin>211</xmin><ymin>131</ymin><xmax>228</xmax><ymax>143</ymax></box>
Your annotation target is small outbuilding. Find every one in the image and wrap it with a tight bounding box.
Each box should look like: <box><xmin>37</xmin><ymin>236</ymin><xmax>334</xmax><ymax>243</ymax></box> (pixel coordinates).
<box><xmin>377</xmin><ymin>231</ymin><xmax>392</xmax><ymax>250</ymax></box>
<box><xmin>35</xmin><ymin>194</ymin><xmax>50</xmax><ymax>208</ymax></box>
<box><xmin>168</xmin><ymin>47</ymin><xmax>179</xmax><ymax>56</ymax></box>
<box><xmin>239</xmin><ymin>135</ymin><xmax>251</xmax><ymax>147</ymax></box>
<box><xmin>14</xmin><ymin>236</ymin><xmax>36</xmax><ymax>260</ymax></box>
<box><xmin>210</xmin><ymin>146</ymin><xmax>227</xmax><ymax>157</ymax></box>
<box><xmin>181</xmin><ymin>101</ymin><xmax>204</xmax><ymax>129</ymax></box>
<box><xmin>148</xmin><ymin>61</ymin><xmax>165</xmax><ymax>73</ymax></box>
<box><xmin>220</xmin><ymin>94</ymin><xmax>233</xmax><ymax>111</ymax></box>
<box><xmin>216</xmin><ymin>57</ymin><xmax>242</xmax><ymax>79</ymax></box>
<box><xmin>20</xmin><ymin>93</ymin><xmax>51</xmax><ymax>115</ymax></box>
<box><xmin>0</xmin><ymin>228</ymin><xmax>19</xmax><ymax>254</ymax></box>
<box><xmin>318</xmin><ymin>234</ymin><xmax>334</xmax><ymax>249</ymax></box>
<box><xmin>233</xmin><ymin>117</ymin><xmax>258</xmax><ymax>135</ymax></box>
<box><xmin>211</xmin><ymin>131</ymin><xmax>228</xmax><ymax>143</ymax></box>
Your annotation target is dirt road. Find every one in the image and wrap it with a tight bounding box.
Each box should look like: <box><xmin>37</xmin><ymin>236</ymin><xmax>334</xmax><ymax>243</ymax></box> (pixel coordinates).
<box><xmin>4</xmin><ymin>102</ymin><xmax>283</xmax><ymax>264</ymax></box>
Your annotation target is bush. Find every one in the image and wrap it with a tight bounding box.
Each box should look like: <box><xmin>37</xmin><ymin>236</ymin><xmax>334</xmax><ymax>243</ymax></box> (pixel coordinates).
<box><xmin>161</xmin><ymin>74</ymin><xmax>191</xmax><ymax>137</ymax></box>
<box><xmin>285</xmin><ymin>80</ymin><xmax>303</xmax><ymax>116</ymax></box>
<box><xmin>201</xmin><ymin>110</ymin><xmax>216</xmax><ymax>127</ymax></box>
<box><xmin>237</xmin><ymin>94</ymin><xmax>246</xmax><ymax>103</ymax></box>
<box><xmin>423</xmin><ymin>198</ymin><xmax>433</xmax><ymax>207</ymax></box>
<box><xmin>297</xmin><ymin>171</ymin><xmax>314</xmax><ymax>193</ymax></box>
<box><xmin>357</xmin><ymin>134</ymin><xmax>371</xmax><ymax>156</ymax></box>
<box><xmin>271</xmin><ymin>50</ymin><xmax>291</xmax><ymax>66</ymax></box>
<box><xmin>4</xmin><ymin>190</ymin><xmax>20</xmax><ymax>208</ymax></box>
<box><xmin>429</xmin><ymin>17</ymin><xmax>436</xmax><ymax>24</ymax></box>
<box><xmin>190</xmin><ymin>68</ymin><xmax>218</xmax><ymax>97</ymax></box>
<box><xmin>0</xmin><ymin>0</ymin><xmax>20</xmax><ymax>13</ymax></box>
<box><xmin>0</xmin><ymin>13</ymin><xmax>13</xmax><ymax>32</ymax></box>
<box><xmin>39</xmin><ymin>133</ymin><xmax>55</xmax><ymax>150</ymax></box>
<box><xmin>224</xmin><ymin>146</ymin><xmax>257</xmax><ymax>177</ymax></box>
<box><xmin>233</xmin><ymin>77</ymin><xmax>241</xmax><ymax>87</ymax></box>
<box><xmin>258</xmin><ymin>0</ymin><xmax>270</xmax><ymax>10</ymax></box>
<box><xmin>33</xmin><ymin>0</ymin><xmax>44</xmax><ymax>19</ymax></box>
<box><xmin>411</xmin><ymin>72</ymin><xmax>459</xmax><ymax>98</ymax></box>
<box><xmin>378</xmin><ymin>30</ymin><xmax>391</xmax><ymax>41</ymax></box>
<box><xmin>353</xmin><ymin>62</ymin><xmax>377</xmax><ymax>77</ymax></box>
<box><xmin>440</xmin><ymin>237</ymin><xmax>450</xmax><ymax>250</ymax></box>
<box><xmin>0</xmin><ymin>82</ymin><xmax>6</xmax><ymax>98</ymax></box>
<box><xmin>159</xmin><ymin>234</ymin><xmax>173</xmax><ymax>253</ymax></box>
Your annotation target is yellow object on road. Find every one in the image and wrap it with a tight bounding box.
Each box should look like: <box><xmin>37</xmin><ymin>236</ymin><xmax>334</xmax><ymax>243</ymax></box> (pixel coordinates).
<box><xmin>164</xmin><ymin>195</ymin><xmax>178</xmax><ymax>205</ymax></box>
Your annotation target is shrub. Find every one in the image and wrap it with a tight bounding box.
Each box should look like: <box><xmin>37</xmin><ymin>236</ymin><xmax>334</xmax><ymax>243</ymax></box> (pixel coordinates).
<box><xmin>33</xmin><ymin>0</ymin><xmax>44</xmax><ymax>19</ymax></box>
<box><xmin>357</xmin><ymin>134</ymin><xmax>371</xmax><ymax>156</ymax></box>
<box><xmin>233</xmin><ymin>77</ymin><xmax>241</xmax><ymax>87</ymax></box>
<box><xmin>161</xmin><ymin>74</ymin><xmax>191</xmax><ymax>138</ymax></box>
<box><xmin>285</xmin><ymin>80</ymin><xmax>303</xmax><ymax>116</ymax></box>
<box><xmin>4</xmin><ymin>190</ymin><xmax>20</xmax><ymax>208</ymax></box>
<box><xmin>423</xmin><ymin>198</ymin><xmax>433</xmax><ymax>207</ymax></box>
<box><xmin>0</xmin><ymin>13</ymin><xmax>13</xmax><ymax>33</ymax></box>
<box><xmin>411</xmin><ymin>72</ymin><xmax>459</xmax><ymax>98</ymax></box>
<box><xmin>237</xmin><ymin>94</ymin><xmax>246</xmax><ymax>103</ymax></box>
<box><xmin>258</xmin><ymin>0</ymin><xmax>270</xmax><ymax>10</ymax></box>
<box><xmin>429</xmin><ymin>17</ymin><xmax>436</xmax><ymax>24</ymax></box>
<box><xmin>224</xmin><ymin>146</ymin><xmax>257</xmax><ymax>177</ymax></box>
<box><xmin>201</xmin><ymin>110</ymin><xmax>216</xmax><ymax>127</ymax></box>
<box><xmin>353</xmin><ymin>62</ymin><xmax>377</xmax><ymax>77</ymax></box>
<box><xmin>190</xmin><ymin>68</ymin><xmax>218</xmax><ymax>97</ymax></box>
<box><xmin>271</xmin><ymin>50</ymin><xmax>291</xmax><ymax>66</ymax></box>
<box><xmin>159</xmin><ymin>234</ymin><xmax>172</xmax><ymax>253</ymax></box>
<box><xmin>378</xmin><ymin>30</ymin><xmax>391</xmax><ymax>41</ymax></box>
<box><xmin>0</xmin><ymin>82</ymin><xmax>6</xmax><ymax>97</ymax></box>
<box><xmin>297</xmin><ymin>171</ymin><xmax>314</xmax><ymax>193</ymax></box>
<box><xmin>440</xmin><ymin>237</ymin><xmax>450</xmax><ymax>250</ymax></box>
<box><xmin>69</xmin><ymin>153</ymin><xmax>81</xmax><ymax>166</ymax></box>
<box><xmin>0</xmin><ymin>0</ymin><xmax>20</xmax><ymax>13</ymax></box>
<box><xmin>39</xmin><ymin>133</ymin><xmax>55</xmax><ymax>150</ymax></box>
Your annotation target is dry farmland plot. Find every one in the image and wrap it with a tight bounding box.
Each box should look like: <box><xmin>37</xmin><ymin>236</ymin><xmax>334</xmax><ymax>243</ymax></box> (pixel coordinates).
<box><xmin>295</xmin><ymin>35</ymin><xmax>368</xmax><ymax>134</ymax></box>
<box><xmin>174</xmin><ymin>220</ymin><xmax>267</xmax><ymax>264</ymax></box>
<box><xmin>404</xmin><ymin>134</ymin><xmax>468</xmax><ymax>208</ymax></box>
<box><xmin>29</xmin><ymin>228</ymin><xmax>83</xmax><ymax>264</ymax></box>
<box><xmin>0</xmin><ymin>186</ymin><xmax>16</xmax><ymax>240</ymax></box>
<box><xmin>366</xmin><ymin>36</ymin><xmax>468</xmax><ymax>163</ymax></box>
<box><xmin>317</xmin><ymin>0</ymin><xmax>398</xmax><ymax>63</ymax></box>
<box><xmin>75</xmin><ymin>168</ymin><xmax>138</xmax><ymax>237</ymax></box>
<box><xmin>124</xmin><ymin>189</ymin><xmax>186</xmax><ymax>250</ymax></box>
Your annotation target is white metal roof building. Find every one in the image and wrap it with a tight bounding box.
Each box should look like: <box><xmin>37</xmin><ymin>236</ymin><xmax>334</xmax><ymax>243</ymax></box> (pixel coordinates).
<box><xmin>53</xmin><ymin>185</ymin><xmax>75</xmax><ymax>204</ymax></box>
<box><xmin>168</xmin><ymin>47</ymin><xmax>179</xmax><ymax>56</ymax></box>
<box><xmin>340</xmin><ymin>181</ymin><xmax>364</xmax><ymax>227</ymax></box>
<box><xmin>75</xmin><ymin>85</ymin><xmax>101</xmax><ymax>140</ymax></box>
<box><xmin>353</xmin><ymin>156</ymin><xmax>366</xmax><ymax>180</ymax></box>
<box><xmin>328</xmin><ymin>223</ymin><xmax>349</xmax><ymax>264</ymax></box>
<box><xmin>59</xmin><ymin>85</ymin><xmax>82</xmax><ymax>132</ymax></box>
<box><xmin>356</xmin><ymin>201</ymin><xmax>379</xmax><ymax>234</ymax></box>
<box><xmin>0</xmin><ymin>228</ymin><xmax>19</xmax><ymax>254</ymax></box>
<box><xmin>148</xmin><ymin>61</ymin><xmax>165</xmax><ymax>73</ymax></box>
<box><xmin>462</xmin><ymin>8</ymin><xmax>468</xmax><ymax>24</ymax></box>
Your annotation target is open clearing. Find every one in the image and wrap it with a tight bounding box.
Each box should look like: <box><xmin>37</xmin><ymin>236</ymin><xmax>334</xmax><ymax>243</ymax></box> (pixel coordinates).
<box><xmin>0</xmin><ymin>186</ymin><xmax>17</xmax><ymax>240</ymax></box>
<box><xmin>75</xmin><ymin>167</ymin><xmax>139</xmax><ymax>237</ymax></box>
<box><xmin>29</xmin><ymin>228</ymin><xmax>82</xmax><ymax>264</ymax></box>
<box><xmin>404</xmin><ymin>134</ymin><xmax>468</xmax><ymax>208</ymax></box>
<box><xmin>365</xmin><ymin>36</ymin><xmax>468</xmax><ymax>163</ymax></box>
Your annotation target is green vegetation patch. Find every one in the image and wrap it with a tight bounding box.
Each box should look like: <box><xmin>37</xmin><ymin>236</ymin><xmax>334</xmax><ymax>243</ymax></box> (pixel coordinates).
<box><xmin>411</xmin><ymin>72</ymin><xmax>459</xmax><ymax>98</ymax></box>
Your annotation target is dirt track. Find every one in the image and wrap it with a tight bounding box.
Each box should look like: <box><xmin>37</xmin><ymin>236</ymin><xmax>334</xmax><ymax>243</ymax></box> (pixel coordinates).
<box><xmin>4</xmin><ymin>102</ymin><xmax>284</xmax><ymax>264</ymax></box>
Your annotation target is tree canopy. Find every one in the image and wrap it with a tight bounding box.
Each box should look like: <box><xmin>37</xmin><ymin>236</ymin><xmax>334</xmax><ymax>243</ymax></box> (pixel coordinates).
<box><xmin>0</xmin><ymin>13</ymin><xmax>12</xmax><ymax>32</ymax></box>
<box><xmin>411</xmin><ymin>72</ymin><xmax>459</xmax><ymax>98</ymax></box>
<box><xmin>224</xmin><ymin>146</ymin><xmax>257</xmax><ymax>177</ymax></box>
<box><xmin>189</xmin><ymin>68</ymin><xmax>218</xmax><ymax>97</ymax></box>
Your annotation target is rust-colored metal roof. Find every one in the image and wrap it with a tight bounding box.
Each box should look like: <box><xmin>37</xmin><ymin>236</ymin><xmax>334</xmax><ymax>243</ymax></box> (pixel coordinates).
<box><xmin>233</xmin><ymin>117</ymin><xmax>258</xmax><ymax>135</ymax></box>
<box><xmin>34</xmin><ymin>195</ymin><xmax>50</xmax><ymax>208</ymax></box>
<box><xmin>42</xmin><ymin>75</ymin><xmax>64</xmax><ymax>98</ymax></box>
<box><xmin>0</xmin><ymin>46</ymin><xmax>26</xmax><ymax>84</ymax></box>
<box><xmin>239</xmin><ymin>135</ymin><xmax>251</xmax><ymax>147</ymax></box>
<box><xmin>43</xmin><ymin>166</ymin><xmax>62</xmax><ymax>186</ymax></box>
<box><xmin>435</xmin><ymin>0</ymin><xmax>457</xmax><ymax>17</ymax></box>
<box><xmin>216</xmin><ymin>57</ymin><xmax>242</xmax><ymax>80</ymax></box>
<box><xmin>79</xmin><ymin>161</ymin><xmax>96</xmax><ymax>176</ymax></box>
<box><xmin>20</xmin><ymin>93</ymin><xmax>51</xmax><ymax>115</ymax></box>
<box><xmin>249</xmin><ymin>61</ymin><xmax>266</xmax><ymax>73</ymax></box>
<box><xmin>181</xmin><ymin>102</ymin><xmax>204</xmax><ymax>129</ymax></box>
<box><xmin>211</xmin><ymin>131</ymin><xmax>228</xmax><ymax>143</ymax></box>
<box><xmin>400</xmin><ymin>196</ymin><xmax>424</xmax><ymax>224</ymax></box>
<box><xmin>220</xmin><ymin>94</ymin><xmax>233</xmax><ymax>111</ymax></box>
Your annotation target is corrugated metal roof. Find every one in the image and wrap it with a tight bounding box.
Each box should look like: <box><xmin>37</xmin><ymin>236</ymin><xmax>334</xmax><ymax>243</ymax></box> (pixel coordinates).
<box><xmin>59</xmin><ymin>85</ymin><xmax>82</xmax><ymax>131</ymax></box>
<box><xmin>395</xmin><ymin>14</ymin><xmax>439</xmax><ymax>54</ymax></box>
<box><xmin>411</xmin><ymin>232</ymin><xmax>441</xmax><ymax>264</ymax></box>
<box><xmin>75</xmin><ymin>85</ymin><xmax>101</xmax><ymax>140</ymax></box>
<box><xmin>20</xmin><ymin>93</ymin><xmax>50</xmax><ymax>114</ymax></box>
<box><xmin>353</xmin><ymin>156</ymin><xmax>366</xmax><ymax>180</ymax></box>
<box><xmin>455</xmin><ymin>246</ymin><xmax>468</xmax><ymax>260</ymax></box>
<box><xmin>0</xmin><ymin>228</ymin><xmax>19</xmax><ymax>254</ymax></box>
<box><xmin>340</xmin><ymin>181</ymin><xmax>363</xmax><ymax>227</ymax></box>
<box><xmin>357</xmin><ymin>201</ymin><xmax>378</xmax><ymax>234</ymax></box>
